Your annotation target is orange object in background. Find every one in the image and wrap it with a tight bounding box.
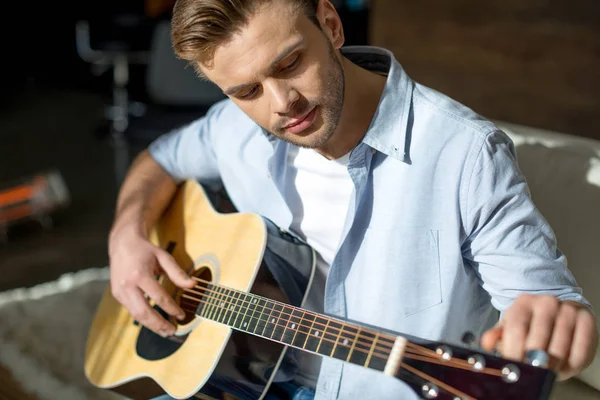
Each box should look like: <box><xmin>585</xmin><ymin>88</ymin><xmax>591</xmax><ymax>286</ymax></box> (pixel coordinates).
<box><xmin>0</xmin><ymin>171</ymin><xmax>70</xmax><ymax>240</ymax></box>
<box><xmin>145</xmin><ymin>0</ymin><xmax>176</xmax><ymax>18</ymax></box>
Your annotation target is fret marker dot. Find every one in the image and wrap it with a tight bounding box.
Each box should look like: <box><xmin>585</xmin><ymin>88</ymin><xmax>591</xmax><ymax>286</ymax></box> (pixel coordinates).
<box><xmin>220</xmin><ymin>302</ymin><xmax>224</xmax><ymax>307</ymax></box>
<box><xmin>314</xmin><ymin>331</ymin><xmax>320</xmax><ymax>336</ymax></box>
<box><xmin>230</xmin><ymin>305</ymin><xmax>234</xmax><ymax>310</ymax></box>
<box><xmin>343</xmin><ymin>339</ymin><xmax>349</xmax><ymax>345</ymax></box>
<box><xmin>291</xmin><ymin>324</ymin><xmax>296</xmax><ymax>329</ymax></box>
<box><xmin>243</xmin><ymin>322</ymin><xmax>247</xmax><ymax>328</ymax></box>
<box><xmin>271</xmin><ymin>318</ymin><xmax>276</xmax><ymax>323</ymax></box>
<box><xmin>253</xmin><ymin>299</ymin><xmax>257</xmax><ymax>303</ymax></box>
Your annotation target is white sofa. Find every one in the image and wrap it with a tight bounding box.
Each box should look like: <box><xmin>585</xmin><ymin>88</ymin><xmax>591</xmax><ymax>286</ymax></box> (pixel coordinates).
<box><xmin>496</xmin><ymin>120</ymin><xmax>600</xmax><ymax>400</ymax></box>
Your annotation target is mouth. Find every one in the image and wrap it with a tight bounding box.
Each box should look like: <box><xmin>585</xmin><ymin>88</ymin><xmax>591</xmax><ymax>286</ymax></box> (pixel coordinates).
<box><xmin>283</xmin><ymin>106</ymin><xmax>318</xmax><ymax>134</ymax></box>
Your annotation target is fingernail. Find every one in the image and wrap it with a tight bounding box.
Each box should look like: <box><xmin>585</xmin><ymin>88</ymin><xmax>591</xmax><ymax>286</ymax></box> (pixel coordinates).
<box><xmin>177</xmin><ymin>313</ymin><xmax>185</xmax><ymax>321</ymax></box>
<box><xmin>159</xmin><ymin>329</ymin><xmax>170</xmax><ymax>337</ymax></box>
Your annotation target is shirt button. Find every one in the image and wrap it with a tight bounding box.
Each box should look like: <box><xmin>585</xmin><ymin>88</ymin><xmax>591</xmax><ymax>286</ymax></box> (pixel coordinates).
<box><xmin>371</xmin><ymin>148</ymin><xmax>376</xmax><ymax>154</ymax></box>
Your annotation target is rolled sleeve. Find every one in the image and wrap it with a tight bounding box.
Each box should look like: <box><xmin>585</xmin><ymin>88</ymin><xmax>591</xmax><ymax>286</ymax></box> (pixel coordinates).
<box><xmin>462</xmin><ymin>130</ymin><xmax>591</xmax><ymax>312</ymax></box>
<box><xmin>147</xmin><ymin>99</ymin><xmax>230</xmax><ymax>188</ymax></box>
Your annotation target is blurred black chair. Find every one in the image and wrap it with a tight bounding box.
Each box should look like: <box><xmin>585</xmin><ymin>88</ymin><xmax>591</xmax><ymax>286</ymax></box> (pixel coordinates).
<box><xmin>77</xmin><ymin>18</ymin><xmax>225</xmax><ymax>185</ymax></box>
<box><xmin>124</xmin><ymin>20</ymin><xmax>225</xmax><ymax>154</ymax></box>
<box><xmin>75</xmin><ymin>14</ymin><xmax>154</xmax><ymax>184</ymax></box>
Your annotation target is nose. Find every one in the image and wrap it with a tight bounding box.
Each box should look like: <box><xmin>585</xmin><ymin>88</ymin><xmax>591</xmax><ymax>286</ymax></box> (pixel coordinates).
<box><xmin>265</xmin><ymin>79</ymin><xmax>299</xmax><ymax>115</ymax></box>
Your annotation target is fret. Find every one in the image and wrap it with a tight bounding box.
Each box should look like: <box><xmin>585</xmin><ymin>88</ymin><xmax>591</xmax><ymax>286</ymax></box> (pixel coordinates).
<box><xmin>364</xmin><ymin>332</ymin><xmax>388</xmax><ymax>372</ymax></box>
<box><xmin>290</xmin><ymin>309</ymin><xmax>307</xmax><ymax>347</ymax></box>
<box><xmin>221</xmin><ymin>288</ymin><xmax>236</xmax><ymax>325</ymax></box>
<box><xmin>225</xmin><ymin>289</ymin><xmax>238</xmax><ymax>326</ymax></box>
<box><xmin>214</xmin><ymin>287</ymin><xmax>227</xmax><ymax>323</ymax></box>
<box><xmin>314</xmin><ymin>318</ymin><xmax>341</xmax><ymax>357</ymax></box>
<box><xmin>279</xmin><ymin>305</ymin><xmax>298</xmax><ymax>344</ymax></box>
<box><xmin>223</xmin><ymin>288</ymin><xmax>236</xmax><ymax>324</ymax></box>
<box><xmin>194</xmin><ymin>283</ymin><xmax>207</xmax><ymax>316</ymax></box>
<box><xmin>254</xmin><ymin>297</ymin><xmax>269</xmax><ymax>334</ymax></box>
<box><xmin>195</xmin><ymin>284</ymin><xmax>395</xmax><ymax>375</ymax></box>
<box><xmin>300</xmin><ymin>312</ymin><xmax>317</xmax><ymax>350</ymax></box>
<box><xmin>236</xmin><ymin>293</ymin><xmax>252</xmax><ymax>331</ymax></box>
<box><xmin>315</xmin><ymin>319</ymin><xmax>330</xmax><ymax>353</ymax></box>
<box><xmin>245</xmin><ymin>295</ymin><xmax>260</xmax><ymax>333</ymax></box>
<box><xmin>291</xmin><ymin>310</ymin><xmax>311</xmax><ymax>348</ymax></box>
<box><xmin>345</xmin><ymin>327</ymin><xmax>362</xmax><ymax>363</ymax></box>
<box><xmin>269</xmin><ymin>303</ymin><xmax>285</xmax><ymax>339</ymax></box>
<box><xmin>330</xmin><ymin>323</ymin><xmax>350</xmax><ymax>361</ymax></box>
<box><xmin>206</xmin><ymin>285</ymin><xmax>219</xmax><ymax>320</ymax></box>
<box><xmin>368</xmin><ymin>352</ymin><xmax>389</xmax><ymax>372</ymax></box>
<box><xmin>303</xmin><ymin>315</ymin><xmax>334</xmax><ymax>354</ymax></box>
<box><xmin>261</xmin><ymin>299</ymin><xmax>276</xmax><ymax>337</ymax></box>
<box><xmin>231</xmin><ymin>291</ymin><xmax>243</xmax><ymax>328</ymax></box>
<box><xmin>198</xmin><ymin>288</ymin><xmax>209</xmax><ymax>318</ymax></box>
<box><xmin>348</xmin><ymin>328</ymin><xmax>375</xmax><ymax>366</ymax></box>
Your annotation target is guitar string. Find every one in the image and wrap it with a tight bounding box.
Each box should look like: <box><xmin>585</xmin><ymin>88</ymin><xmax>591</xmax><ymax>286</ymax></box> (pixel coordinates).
<box><xmin>180</xmin><ymin>283</ymin><xmax>396</xmax><ymax>351</ymax></box>
<box><xmin>178</xmin><ymin>296</ymin><xmax>498</xmax><ymax>377</ymax></box>
<box><xmin>179</xmin><ymin>281</ymin><xmax>497</xmax><ymax>371</ymax></box>
<box><xmin>177</xmin><ymin>292</ymin><xmax>504</xmax><ymax>376</ymax></box>
<box><xmin>401</xmin><ymin>362</ymin><xmax>477</xmax><ymax>400</ymax></box>
<box><xmin>180</xmin><ymin>279</ymin><xmax>486</xmax><ymax>363</ymax></box>
<box><xmin>185</xmin><ymin>277</ymin><xmax>397</xmax><ymax>347</ymax></box>
<box><xmin>178</xmin><ymin>292</ymin><xmax>439</xmax><ymax>358</ymax></box>
<box><xmin>177</xmin><ymin>296</ymin><xmax>395</xmax><ymax>359</ymax></box>
<box><xmin>178</xmin><ymin>300</ymin><xmax>502</xmax><ymax>383</ymax></box>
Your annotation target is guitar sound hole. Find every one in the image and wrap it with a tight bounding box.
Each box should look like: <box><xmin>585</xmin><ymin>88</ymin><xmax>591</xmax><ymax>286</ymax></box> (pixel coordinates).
<box><xmin>177</xmin><ymin>265</ymin><xmax>212</xmax><ymax>325</ymax></box>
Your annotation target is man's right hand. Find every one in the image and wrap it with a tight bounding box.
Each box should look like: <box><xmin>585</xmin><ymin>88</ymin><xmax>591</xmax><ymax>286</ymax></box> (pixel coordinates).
<box><xmin>108</xmin><ymin>227</ymin><xmax>196</xmax><ymax>337</ymax></box>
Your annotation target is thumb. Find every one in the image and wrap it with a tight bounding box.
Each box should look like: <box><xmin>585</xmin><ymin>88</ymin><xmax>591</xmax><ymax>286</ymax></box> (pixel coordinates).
<box><xmin>155</xmin><ymin>250</ymin><xmax>196</xmax><ymax>289</ymax></box>
<box><xmin>481</xmin><ymin>320</ymin><xmax>504</xmax><ymax>352</ymax></box>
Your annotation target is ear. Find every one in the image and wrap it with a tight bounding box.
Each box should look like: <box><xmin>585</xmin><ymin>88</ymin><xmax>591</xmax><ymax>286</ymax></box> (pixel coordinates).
<box><xmin>316</xmin><ymin>0</ymin><xmax>345</xmax><ymax>49</ymax></box>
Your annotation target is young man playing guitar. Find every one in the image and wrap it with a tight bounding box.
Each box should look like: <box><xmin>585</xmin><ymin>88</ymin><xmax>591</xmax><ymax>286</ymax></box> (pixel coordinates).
<box><xmin>107</xmin><ymin>0</ymin><xmax>598</xmax><ymax>398</ymax></box>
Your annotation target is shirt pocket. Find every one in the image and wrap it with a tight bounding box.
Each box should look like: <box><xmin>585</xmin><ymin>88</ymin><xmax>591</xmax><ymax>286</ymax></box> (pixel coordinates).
<box><xmin>364</xmin><ymin>226</ymin><xmax>442</xmax><ymax>317</ymax></box>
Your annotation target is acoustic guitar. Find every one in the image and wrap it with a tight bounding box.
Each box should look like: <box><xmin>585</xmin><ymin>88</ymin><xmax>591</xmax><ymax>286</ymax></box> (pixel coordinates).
<box><xmin>84</xmin><ymin>180</ymin><xmax>556</xmax><ymax>400</ymax></box>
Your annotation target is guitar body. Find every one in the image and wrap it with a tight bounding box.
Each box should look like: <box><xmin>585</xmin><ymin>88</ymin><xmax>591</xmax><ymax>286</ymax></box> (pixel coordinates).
<box><xmin>85</xmin><ymin>181</ymin><xmax>316</xmax><ymax>400</ymax></box>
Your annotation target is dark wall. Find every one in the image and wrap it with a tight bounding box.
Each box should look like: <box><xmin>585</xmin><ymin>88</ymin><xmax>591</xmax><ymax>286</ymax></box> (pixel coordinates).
<box><xmin>370</xmin><ymin>0</ymin><xmax>600</xmax><ymax>140</ymax></box>
<box><xmin>0</xmin><ymin>1</ymin><xmax>368</xmax><ymax>106</ymax></box>
<box><xmin>1</xmin><ymin>1</ymin><xmax>147</xmax><ymax>95</ymax></box>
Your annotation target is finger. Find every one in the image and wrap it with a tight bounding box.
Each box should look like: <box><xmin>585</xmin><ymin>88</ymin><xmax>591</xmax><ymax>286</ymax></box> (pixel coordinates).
<box><xmin>138</xmin><ymin>274</ymin><xmax>186</xmax><ymax>321</ymax></box>
<box><xmin>127</xmin><ymin>287</ymin><xmax>176</xmax><ymax>337</ymax></box>
<box><xmin>156</xmin><ymin>250</ymin><xmax>196</xmax><ymax>288</ymax></box>
<box><xmin>564</xmin><ymin>308</ymin><xmax>597</xmax><ymax>377</ymax></box>
<box><xmin>481</xmin><ymin>323</ymin><xmax>503</xmax><ymax>351</ymax></box>
<box><xmin>502</xmin><ymin>303</ymin><xmax>532</xmax><ymax>361</ymax></box>
<box><xmin>525</xmin><ymin>297</ymin><xmax>559</xmax><ymax>353</ymax></box>
<box><xmin>547</xmin><ymin>304</ymin><xmax>577</xmax><ymax>374</ymax></box>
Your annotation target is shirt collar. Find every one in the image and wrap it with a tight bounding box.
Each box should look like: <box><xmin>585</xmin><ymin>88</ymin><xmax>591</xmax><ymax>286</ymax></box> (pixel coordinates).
<box><xmin>341</xmin><ymin>46</ymin><xmax>413</xmax><ymax>163</ymax></box>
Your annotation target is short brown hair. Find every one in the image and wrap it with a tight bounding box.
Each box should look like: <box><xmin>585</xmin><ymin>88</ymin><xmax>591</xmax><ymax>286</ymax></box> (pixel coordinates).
<box><xmin>171</xmin><ymin>0</ymin><xmax>320</xmax><ymax>70</ymax></box>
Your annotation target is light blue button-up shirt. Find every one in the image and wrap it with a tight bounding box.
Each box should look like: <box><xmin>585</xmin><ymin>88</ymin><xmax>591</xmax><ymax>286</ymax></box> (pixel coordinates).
<box><xmin>148</xmin><ymin>46</ymin><xmax>590</xmax><ymax>400</ymax></box>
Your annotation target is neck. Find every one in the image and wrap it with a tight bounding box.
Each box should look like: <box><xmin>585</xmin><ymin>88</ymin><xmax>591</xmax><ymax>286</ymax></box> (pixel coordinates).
<box><xmin>193</xmin><ymin>281</ymin><xmax>404</xmax><ymax>374</ymax></box>
<box><xmin>316</xmin><ymin>56</ymin><xmax>387</xmax><ymax>160</ymax></box>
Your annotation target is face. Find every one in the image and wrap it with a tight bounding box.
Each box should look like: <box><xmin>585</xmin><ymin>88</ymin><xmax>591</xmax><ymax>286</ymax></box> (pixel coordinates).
<box><xmin>199</xmin><ymin>0</ymin><xmax>345</xmax><ymax>149</ymax></box>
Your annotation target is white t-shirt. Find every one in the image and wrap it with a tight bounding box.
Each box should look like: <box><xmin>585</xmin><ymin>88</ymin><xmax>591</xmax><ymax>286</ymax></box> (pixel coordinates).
<box><xmin>280</xmin><ymin>145</ymin><xmax>354</xmax><ymax>388</ymax></box>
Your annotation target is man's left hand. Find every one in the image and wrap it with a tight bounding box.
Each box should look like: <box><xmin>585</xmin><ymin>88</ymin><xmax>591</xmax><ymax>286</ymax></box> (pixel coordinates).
<box><xmin>481</xmin><ymin>294</ymin><xmax>598</xmax><ymax>380</ymax></box>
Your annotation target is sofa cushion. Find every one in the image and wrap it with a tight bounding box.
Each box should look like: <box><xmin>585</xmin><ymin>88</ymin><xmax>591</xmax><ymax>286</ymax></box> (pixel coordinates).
<box><xmin>496</xmin><ymin>121</ymin><xmax>600</xmax><ymax>391</ymax></box>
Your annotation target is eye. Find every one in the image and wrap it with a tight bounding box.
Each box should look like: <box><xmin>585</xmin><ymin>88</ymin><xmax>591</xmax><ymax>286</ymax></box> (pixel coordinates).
<box><xmin>280</xmin><ymin>54</ymin><xmax>301</xmax><ymax>72</ymax></box>
<box><xmin>238</xmin><ymin>85</ymin><xmax>259</xmax><ymax>100</ymax></box>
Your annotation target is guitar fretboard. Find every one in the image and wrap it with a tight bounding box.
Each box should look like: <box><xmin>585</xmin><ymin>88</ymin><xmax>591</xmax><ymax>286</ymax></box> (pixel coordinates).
<box><xmin>195</xmin><ymin>284</ymin><xmax>395</xmax><ymax>372</ymax></box>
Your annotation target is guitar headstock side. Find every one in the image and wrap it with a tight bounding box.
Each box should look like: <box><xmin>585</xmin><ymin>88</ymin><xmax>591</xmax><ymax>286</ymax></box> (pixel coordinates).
<box><xmin>394</xmin><ymin>336</ymin><xmax>556</xmax><ymax>400</ymax></box>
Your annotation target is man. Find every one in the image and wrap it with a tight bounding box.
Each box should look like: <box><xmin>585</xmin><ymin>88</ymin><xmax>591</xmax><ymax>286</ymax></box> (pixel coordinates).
<box><xmin>108</xmin><ymin>0</ymin><xmax>598</xmax><ymax>399</ymax></box>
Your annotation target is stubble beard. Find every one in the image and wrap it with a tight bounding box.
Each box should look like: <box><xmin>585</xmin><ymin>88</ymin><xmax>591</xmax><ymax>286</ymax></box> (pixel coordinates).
<box><xmin>271</xmin><ymin>44</ymin><xmax>345</xmax><ymax>149</ymax></box>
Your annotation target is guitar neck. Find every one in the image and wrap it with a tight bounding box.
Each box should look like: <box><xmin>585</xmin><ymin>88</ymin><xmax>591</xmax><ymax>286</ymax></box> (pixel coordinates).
<box><xmin>192</xmin><ymin>282</ymin><xmax>406</xmax><ymax>376</ymax></box>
